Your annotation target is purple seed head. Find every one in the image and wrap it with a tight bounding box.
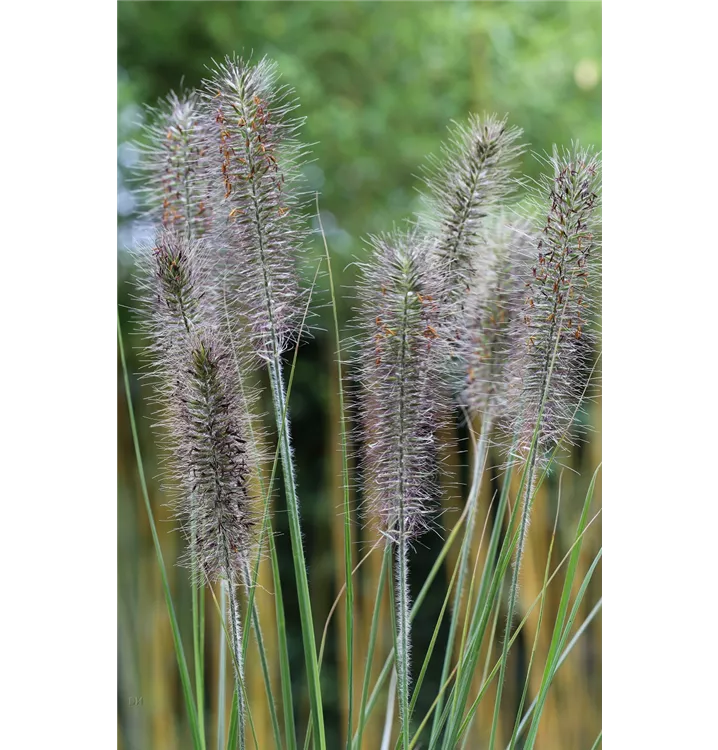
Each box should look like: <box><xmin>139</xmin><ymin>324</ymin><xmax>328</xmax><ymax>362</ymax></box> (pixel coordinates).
<box><xmin>199</xmin><ymin>55</ymin><xmax>308</xmax><ymax>361</ymax></box>
<box><xmin>136</xmin><ymin>90</ymin><xmax>213</xmax><ymax>239</ymax></box>
<box><xmin>134</xmin><ymin>230</ymin><xmax>260</xmax><ymax>583</ymax></box>
<box><xmin>418</xmin><ymin>114</ymin><xmax>524</xmax><ymax>299</ymax></box>
<box><xmin>507</xmin><ymin>145</ymin><xmax>601</xmax><ymax>463</ymax></box>
<box><xmin>463</xmin><ymin>215</ymin><xmax>535</xmax><ymax>423</ymax></box>
<box><xmin>355</xmin><ymin>229</ymin><xmax>455</xmax><ymax>541</ymax></box>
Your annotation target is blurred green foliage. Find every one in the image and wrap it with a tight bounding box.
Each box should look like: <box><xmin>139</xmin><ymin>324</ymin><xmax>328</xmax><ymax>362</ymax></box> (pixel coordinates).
<box><xmin>118</xmin><ymin>3</ymin><xmax>600</xmax><ymax>748</ymax></box>
<box><xmin>118</xmin><ymin>0</ymin><xmax>600</xmax><ymax>278</ymax></box>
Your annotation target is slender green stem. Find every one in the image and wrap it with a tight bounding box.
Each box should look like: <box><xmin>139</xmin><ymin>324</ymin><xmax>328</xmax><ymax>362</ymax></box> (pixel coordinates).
<box><xmin>192</xmin><ymin>520</ymin><xmax>206</xmax><ymax>748</ymax></box>
<box><xmin>224</xmin><ymin>284</ymin><xmax>294</xmax><ymax>750</ymax></box>
<box><xmin>429</xmin><ymin>420</ymin><xmax>490</xmax><ymax>744</ymax></box>
<box><xmin>507</xmin><ymin>476</ymin><xmax>562</xmax><ymax>750</ymax></box>
<box><xmin>217</xmin><ymin>584</ymin><xmax>228</xmax><ymax>750</ymax></box>
<box><xmin>451</xmin><ymin>510</ymin><xmax>603</xmax><ymax>743</ymax></box>
<box><xmin>489</xmin><ymin>460</ymin><xmax>536</xmax><ymax>749</ymax></box>
<box><xmin>395</xmin><ymin>534</ymin><xmax>410</xmax><ymax>750</ymax></box>
<box><xmin>268</xmin><ymin>353</ymin><xmax>326</xmax><ymax>749</ymax></box>
<box><xmin>393</xmin><ymin>287</ymin><xmax>412</xmax><ymax>750</ymax></box>
<box><xmin>355</xmin><ymin>544</ymin><xmax>392</xmax><ymax>750</ymax></box>
<box><xmin>352</xmin><ymin>476</ymin><xmax>477</xmax><ymax>745</ymax></box>
<box><xmin>223</xmin><ymin>559</ymin><xmax>246</xmax><ymax>750</ymax></box>
<box><xmin>240</xmin><ymin>560</ymin><xmax>283</xmax><ymax>748</ymax></box>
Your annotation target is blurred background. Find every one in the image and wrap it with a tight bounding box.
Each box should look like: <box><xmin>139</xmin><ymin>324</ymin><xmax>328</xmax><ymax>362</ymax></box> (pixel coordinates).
<box><xmin>118</xmin><ymin>2</ymin><xmax>601</xmax><ymax>748</ymax></box>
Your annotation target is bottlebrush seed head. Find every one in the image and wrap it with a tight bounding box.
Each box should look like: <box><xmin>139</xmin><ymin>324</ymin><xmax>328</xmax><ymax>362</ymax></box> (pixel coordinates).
<box><xmin>356</xmin><ymin>230</ymin><xmax>455</xmax><ymax>541</ymax></box>
<box><xmin>132</xmin><ymin>231</ymin><xmax>215</xmax><ymax>370</ymax></box>
<box><xmin>136</xmin><ymin>90</ymin><xmax>213</xmax><ymax>239</ymax></box>
<box><xmin>507</xmin><ymin>145</ymin><xmax>601</xmax><ymax>462</ymax></box>
<box><xmin>463</xmin><ymin>215</ymin><xmax>535</xmax><ymax>423</ymax></box>
<box><xmin>173</xmin><ymin>334</ymin><xmax>258</xmax><ymax>583</ymax></box>
<box><xmin>200</xmin><ymin>55</ymin><xmax>308</xmax><ymax>361</ymax></box>
<box><xmin>133</xmin><ymin>230</ymin><xmax>260</xmax><ymax>582</ymax></box>
<box><xmin>419</xmin><ymin>114</ymin><xmax>524</xmax><ymax>297</ymax></box>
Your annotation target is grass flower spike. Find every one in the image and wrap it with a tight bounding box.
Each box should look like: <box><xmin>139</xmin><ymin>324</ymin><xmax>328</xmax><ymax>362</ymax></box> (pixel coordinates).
<box><xmin>464</xmin><ymin>215</ymin><xmax>534</xmax><ymax>424</ymax></box>
<box><xmin>419</xmin><ymin>114</ymin><xmax>524</xmax><ymax>300</ymax></box>
<box><xmin>201</xmin><ymin>55</ymin><xmax>307</xmax><ymax>361</ymax></box>
<box><xmin>357</xmin><ymin>229</ymin><xmax>454</xmax><ymax>748</ymax></box>
<box><xmin>120</xmin><ymin>46</ymin><xmax>603</xmax><ymax>750</ymax></box>
<box><xmin>200</xmin><ymin>55</ymin><xmax>326</xmax><ymax>747</ymax></box>
<box><xmin>137</xmin><ymin>90</ymin><xmax>213</xmax><ymax>239</ymax></box>
<box><xmin>489</xmin><ymin>146</ymin><xmax>601</xmax><ymax>748</ymax></box>
<box><xmin>509</xmin><ymin>146</ymin><xmax>601</xmax><ymax>464</ymax></box>
<box><xmin>135</xmin><ymin>230</ymin><xmax>260</xmax><ymax>749</ymax></box>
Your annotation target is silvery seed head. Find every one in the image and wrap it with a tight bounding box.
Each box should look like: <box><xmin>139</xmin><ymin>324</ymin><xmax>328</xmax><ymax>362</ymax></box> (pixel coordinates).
<box><xmin>418</xmin><ymin>114</ymin><xmax>524</xmax><ymax>302</ymax></box>
<box><xmin>134</xmin><ymin>230</ymin><xmax>260</xmax><ymax>583</ymax></box>
<box><xmin>135</xmin><ymin>90</ymin><xmax>213</xmax><ymax>239</ymax></box>
<box><xmin>463</xmin><ymin>214</ymin><xmax>535</xmax><ymax>423</ymax></box>
<box><xmin>199</xmin><ymin>55</ymin><xmax>308</xmax><ymax>361</ymax></box>
<box><xmin>355</xmin><ymin>229</ymin><xmax>455</xmax><ymax>542</ymax></box>
<box><xmin>506</xmin><ymin>145</ymin><xmax>601</xmax><ymax>463</ymax></box>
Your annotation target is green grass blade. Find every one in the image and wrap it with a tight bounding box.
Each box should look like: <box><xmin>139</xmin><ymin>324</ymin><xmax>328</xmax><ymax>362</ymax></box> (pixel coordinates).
<box><xmin>429</xmin><ymin>422</ymin><xmax>490</xmax><ymax>744</ymax></box>
<box><xmin>225</xmin><ymin>320</ymin><xmax>286</xmax><ymax>750</ymax></box>
<box><xmin>452</xmin><ymin>508</ymin><xmax>602</xmax><ymax>743</ymax></box>
<box><xmin>354</xmin><ymin>544</ymin><xmax>392</xmax><ymax>750</ymax></box>
<box><xmin>227</xmin><ymin>691</ymin><xmax>239</xmax><ymax>750</ymax></box>
<box><xmin>205</xmin><ymin>581</ymin><xmax>258</xmax><ymax>750</ymax></box>
<box><xmin>117</xmin><ymin>312</ymin><xmax>203</xmax><ymax>750</ymax></box>
<box><xmin>513</xmin><ymin>465</ymin><xmax>600</xmax><ymax>750</ymax></box>
<box><xmin>381</xmin><ymin>669</ymin><xmax>398</xmax><ymax>750</ymax></box>
<box><xmin>507</xmin><ymin>475</ymin><xmax>562</xmax><ymax>750</ymax></box>
<box><xmin>269</xmin><ymin>356</ymin><xmax>326</xmax><ymax>749</ymax></box>
<box><xmin>589</xmin><ymin>730</ymin><xmax>602</xmax><ymax>750</ymax></box>
<box><xmin>509</xmin><ymin>596</ymin><xmax>602</xmax><ymax>749</ymax></box>
<box><xmin>439</xmin><ymin>460</ymin><xmax>520</xmax><ymax>750</ymax></box>
<box><xmin>316</xmin><ymin>194</ymin><xmax>355</xmax><ymax>749</ymax></box>
<box><xmin>353</xmin><ymin>478</ymin><xmax>478</xmax><ymax>740</ymax></box>
<box><xmin>528</xmin><ymin>551</ymin><xmax>602</xmax><ymax>747</ymax></box>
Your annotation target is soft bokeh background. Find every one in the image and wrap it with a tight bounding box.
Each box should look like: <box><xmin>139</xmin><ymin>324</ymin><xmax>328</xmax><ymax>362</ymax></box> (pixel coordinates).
<box><xmin>117</xmin><ymin>3</ymin><xmax>601</xmax><ymax>748</ymax></box>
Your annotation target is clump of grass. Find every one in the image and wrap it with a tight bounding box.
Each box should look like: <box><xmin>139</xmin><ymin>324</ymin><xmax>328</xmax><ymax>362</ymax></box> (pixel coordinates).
<box><xmin>121</xmin><ymin>52</ymin><xmax>602</xmax><ymax>750</ymax></box>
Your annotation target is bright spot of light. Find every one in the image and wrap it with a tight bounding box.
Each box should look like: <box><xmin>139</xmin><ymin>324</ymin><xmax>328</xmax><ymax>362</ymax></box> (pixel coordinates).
<box><xmin>574</xmin><ymin>58</ymin><xmax>600</xmax><ymax>90</ymax></box>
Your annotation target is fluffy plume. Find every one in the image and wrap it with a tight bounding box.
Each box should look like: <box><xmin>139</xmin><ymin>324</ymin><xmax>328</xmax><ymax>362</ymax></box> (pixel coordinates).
<box><xmin>355</xmin><ymin>229</ymin><xmax>455</xmax><ymax>737</ymax></box>
<box><xmin>356</xmin><ymin>229</ymin><xmax>454</xmax><ymax>542</ymax></box>
<box><xmin>173</xmin><ymin>333</ymin><xmax>258</xmax><ymax>583</ymax></box>
<box><xmin>199</xmin><ymin>55</ymin><xmax>308</xmax><ymax>361</ymax></box>
<box><xmin>418</xmin><ymin>114</ymin><xmax>524</xmax><ymax>299</ymax></box>
<box><xmin>134</xmin><ymin>231</ymin><xmax>259</xmax><ymax>583</ymax></box>
<box><xmin>507</xmin><ymin>145</ymin><xmax>601</xmax><ymax>463</ymax></box>
<box><xmin>136</xmin><ymin>90</ymin><xmax>213</xmax><ymax>239</ymax></box>
<box><xmin>463</xmin><ymin>215</ymin><xmax>535</xmax><ymax>423</ymax></box>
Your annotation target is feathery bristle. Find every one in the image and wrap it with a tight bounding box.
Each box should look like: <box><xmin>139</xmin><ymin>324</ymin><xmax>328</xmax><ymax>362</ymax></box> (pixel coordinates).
<box><xmin>173</xmin><ymin>334</ymin><xmax>257</xmax><ymax>582</ymax></box>
<box><xmin>132</xmin><ymin>231</ymin><xmax>216</xmax><ymax>373</ymax></box>
<box><xmin>463</xmin><ymin>215</ymin><xmax>535</xmax><ymax>422</ymax></box>
<box><xmin>200</xmin><ymin>55</ymin><xmax>308</xmax><ymax>361</ymax></box>
<box><xmin>356</xmin><ymin>230</ymin><xmax>454</xmax><ymax>541</ymax></box>
<box><xmin>136</xmin><ymin>90</ymin><xmax>213</xmax><ymax>239</ymax></box>
<box><xmin>507</xmin><ymin>145</ymin><xmax>601</xmax><ymax>462</ymax></box>
<box><xmin>419</xmin><ymin>114</ymin><xmax>524</xmax><ymax>296</ymax></box>
<box><xmin>133</xmin><ymin>230</ymin><xmax>259</xmax><ymax>583</ymax></box>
